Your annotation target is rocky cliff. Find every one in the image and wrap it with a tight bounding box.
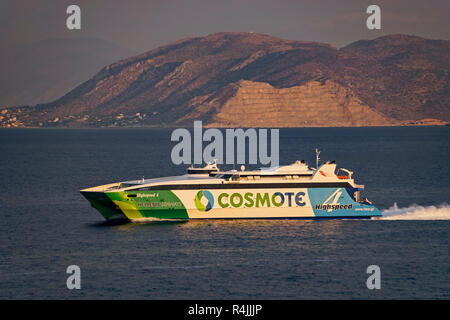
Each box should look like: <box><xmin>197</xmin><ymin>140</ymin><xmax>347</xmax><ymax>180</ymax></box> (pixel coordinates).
<box><xmin>2</xmin><ymin>32</ymin><xmax>448</xmax><ymax>128</ymax></box>
<box><xmin>181</xmin><ymin>80</ymin><xmax>397</xmax><ymax>127</ymax></box>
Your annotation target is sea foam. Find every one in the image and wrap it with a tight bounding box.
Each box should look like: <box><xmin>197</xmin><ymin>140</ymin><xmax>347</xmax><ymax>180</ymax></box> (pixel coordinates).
<box><xmin>378</xmin><ymin>203</ymin><xmax>450</xmax><ymax>220</ymax></box>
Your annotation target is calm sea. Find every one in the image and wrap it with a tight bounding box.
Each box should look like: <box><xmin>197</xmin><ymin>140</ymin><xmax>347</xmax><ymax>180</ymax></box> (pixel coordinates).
<box><xmin>0</xmin><ymin>127</ymin><xmax>449</xmax><ymax>299</ymax></box>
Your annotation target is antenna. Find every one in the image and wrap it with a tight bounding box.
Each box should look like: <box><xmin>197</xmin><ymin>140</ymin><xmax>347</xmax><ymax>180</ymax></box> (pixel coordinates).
<box><xmin>315</xmin><ymin>148</ymin><xmax>321</xmax><ymax>169</ymax></box>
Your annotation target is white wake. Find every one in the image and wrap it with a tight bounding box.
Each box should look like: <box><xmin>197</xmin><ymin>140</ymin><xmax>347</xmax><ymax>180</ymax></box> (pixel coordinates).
<box><xmin>378</xmin><ymin>203</ymin><xmax>450</xmax><ymax>220</ymax></box>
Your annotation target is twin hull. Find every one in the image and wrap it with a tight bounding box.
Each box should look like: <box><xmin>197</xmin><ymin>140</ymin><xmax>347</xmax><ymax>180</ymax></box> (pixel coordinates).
<box><xmin>83</xmin><ymin>187</ymin><xmax>382</xmax><ymax>221</ymax></box>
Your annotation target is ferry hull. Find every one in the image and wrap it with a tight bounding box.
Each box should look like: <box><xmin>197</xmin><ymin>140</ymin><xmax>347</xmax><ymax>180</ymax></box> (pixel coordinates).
<box><xmin>81</xmin><ymin>191</ymin><xmax>129</xmax><ymax>222</ymax></box>
<box><xmin>90</xmin><ymin>187</ymin><xmax>382</xmax><ymax>221</ymax></box>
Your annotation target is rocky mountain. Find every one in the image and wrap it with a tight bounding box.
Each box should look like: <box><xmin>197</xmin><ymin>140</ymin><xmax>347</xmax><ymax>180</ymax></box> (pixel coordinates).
<box><xmin>1</xmin><ymin>32</ymin><xmax>448</xmax><ymax>128</ymax></box>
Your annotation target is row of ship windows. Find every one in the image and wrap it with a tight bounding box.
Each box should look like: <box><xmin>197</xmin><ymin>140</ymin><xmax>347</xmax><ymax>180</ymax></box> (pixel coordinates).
<box><xmin>128</xmin><ymin>182</ymin><xmax>352</xmax><ymax>191</ymax></box>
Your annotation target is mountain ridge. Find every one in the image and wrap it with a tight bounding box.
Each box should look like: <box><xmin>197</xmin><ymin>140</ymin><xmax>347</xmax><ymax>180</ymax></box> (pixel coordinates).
<box><xmin>1</xmin><ymin>32</ymin><xmax>448</xmax><ymax>128</ymax></box>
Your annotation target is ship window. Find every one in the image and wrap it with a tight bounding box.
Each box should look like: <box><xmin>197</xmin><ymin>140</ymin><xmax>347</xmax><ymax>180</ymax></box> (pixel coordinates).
<box><xmin>121</xmin><ymin>183</ymin><xmax>139</xmax><ymax>188</ymax></box>
<box><xmin>216</xmin><ymin>174</ymin><xmax>233</xmax><ymax>180</ymax></box>
<box><xmin>135</xmin><ymin>187</ymin><xmax>152</xmax><ymax>191</ymax></box>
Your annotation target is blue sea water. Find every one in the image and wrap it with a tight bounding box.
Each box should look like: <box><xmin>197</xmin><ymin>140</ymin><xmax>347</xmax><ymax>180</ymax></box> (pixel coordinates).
<box><xmin>0</xmin><ymin>126</ymin><xmax>449</xmax><ymax>299</ymax></box>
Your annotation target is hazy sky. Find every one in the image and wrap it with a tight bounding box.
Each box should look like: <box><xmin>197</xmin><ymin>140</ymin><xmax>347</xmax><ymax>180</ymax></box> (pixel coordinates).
<box><xmin>1</xmin><ymin>0</ymin><xmax>449</xmax><ymax>52</ymax></box>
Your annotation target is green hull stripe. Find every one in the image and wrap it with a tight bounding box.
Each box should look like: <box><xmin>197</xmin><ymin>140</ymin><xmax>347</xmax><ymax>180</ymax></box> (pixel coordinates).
<box><xmin>81</xmin><ymin>191</ymin><xmax>127</xmax><ymax>220</ymax></box>
<box><xmin>106</xmin><ymin>190</ymin><xmax>189</xmax><ymax>220</ymax></box>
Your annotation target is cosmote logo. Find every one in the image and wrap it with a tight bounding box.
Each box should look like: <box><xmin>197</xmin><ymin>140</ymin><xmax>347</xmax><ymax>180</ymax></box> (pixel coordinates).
<box><xmin>194</xmin><ymin>190</ymin><xmax>214</xmax><ymax>212</ymax></box>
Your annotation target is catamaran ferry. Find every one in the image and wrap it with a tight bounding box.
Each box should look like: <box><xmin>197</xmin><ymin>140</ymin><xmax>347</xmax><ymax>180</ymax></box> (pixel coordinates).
<box><xmin>80</xmin><ymin>150</ymin><xmax>382</xmax><ymax>222</ymax></box>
